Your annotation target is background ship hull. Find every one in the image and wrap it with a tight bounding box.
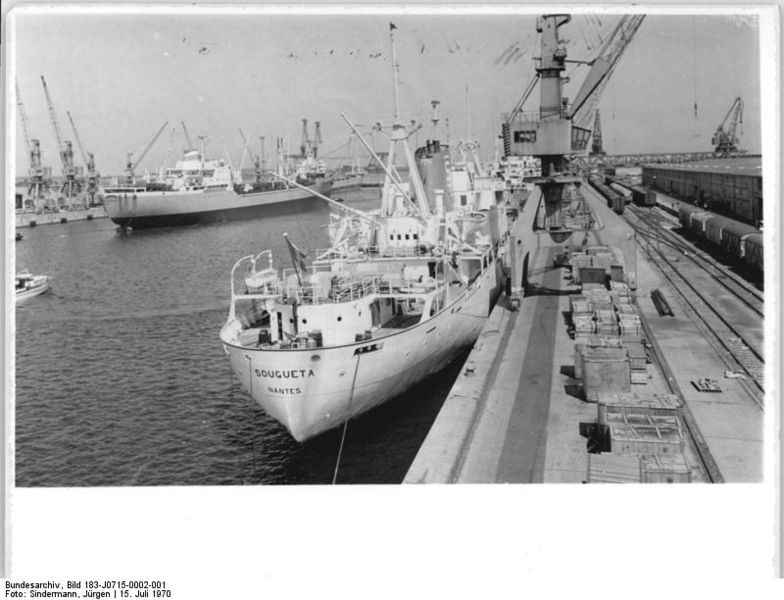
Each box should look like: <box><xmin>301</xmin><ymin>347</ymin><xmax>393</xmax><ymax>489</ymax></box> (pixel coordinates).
<box><xmin>222</xmin><ymin>260</ymin><xmax>503</xmax><ymax>441</ymax></box>
<box><xmin>105</xmin><ymin>182</ymin><xmax>331</xmax><ymax>229</ymax></box>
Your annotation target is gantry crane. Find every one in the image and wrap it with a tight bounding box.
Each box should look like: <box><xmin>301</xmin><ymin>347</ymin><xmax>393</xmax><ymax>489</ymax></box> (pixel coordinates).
<box><xmin>67</xmin><ymin>111</ymin><xmax>100</xmax><ymax>205</ymax></box>
<box><xmin>712</xmin><ymin>97</ymin><xmax>744</xmax><ymax>156</ymax></box>
<box><xmin>124</xmin><ymin>122</ymin><xmax>169</xmax><ymax>183</ymax></box>
<box><xmin>16</xmin><ymin>80</ymin><xmax>51</xmax><ymax>211</ymax></box>
<box><xmin>41</xmin><ymin>75</ymin><xmax>82</xmax><ymax>207</ymax></box>
<box><xmin>501</xmin><ymin>14</ymin><xmax>644</xmax><ymax>245</ymax></box>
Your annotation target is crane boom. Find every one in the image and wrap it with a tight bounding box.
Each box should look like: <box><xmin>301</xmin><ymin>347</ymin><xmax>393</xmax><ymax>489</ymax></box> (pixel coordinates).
<box><xmin>126</xmin><ymin>121</ymin><xmax>168</xmax><ymax>179</ymax></box>
<box><xmin>66</xmin><ymin>111</ymin><xmax>90</xmax><ymax>165</ymax></box>
<box><xmin>181</xmin><ymin>121</ymin><xmax>194</xmax><ymax>150</ymax></box>
<box><xmin>568</xmin><ymin>15</ymin><xmax>645</xmax><ymax>127</ymax></box>
<box><xmin>16</xmin><ymin>80</ymin><xmax>32</xmax><ymax>156</ymax></box>
<box><xmin>40</xmin><ymin>75</ymin><xmax>67</xmax><ymax>163</ymax></box>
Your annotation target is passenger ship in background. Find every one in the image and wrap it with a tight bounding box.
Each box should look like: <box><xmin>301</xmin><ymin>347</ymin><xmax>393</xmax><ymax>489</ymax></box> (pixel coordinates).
<box><xmin>219</xmin><ymin>99</ymin><xmax>517</xmax><ymax>440</ymax></box>
<box><xmin>103</xmin><ymin>146</ymin><xmax>332</xmax><ymax>230</ymax></box>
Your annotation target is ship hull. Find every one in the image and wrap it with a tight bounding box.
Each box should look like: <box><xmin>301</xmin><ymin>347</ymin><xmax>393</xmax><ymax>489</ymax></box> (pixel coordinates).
<box><xmin>221</xmin><ymin>260</ymin><xmax>503</xmax><ymax>441</ymax></box>
<box><xmin>104</xmin><ymin>181</ymin><xmax>331</xmax><ymax>229</ymax></box>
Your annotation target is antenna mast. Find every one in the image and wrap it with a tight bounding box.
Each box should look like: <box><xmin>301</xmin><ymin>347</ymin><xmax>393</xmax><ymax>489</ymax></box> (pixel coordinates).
<box><xmin>390</xmin><ymin>23</ymin><xmax>401</xmax><ymax>121</ymax></box>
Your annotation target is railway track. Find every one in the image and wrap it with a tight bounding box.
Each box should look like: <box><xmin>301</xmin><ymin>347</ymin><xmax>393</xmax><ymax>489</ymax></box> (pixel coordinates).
<box><xmin>623</xmin><ymin>206</ymin><xmax>764</xmax><ymax>407</ymax></box>
<box><xmin>629</xmin><ymin>205</ymin><xmax>764</xmax><ymax>317</ymax></box>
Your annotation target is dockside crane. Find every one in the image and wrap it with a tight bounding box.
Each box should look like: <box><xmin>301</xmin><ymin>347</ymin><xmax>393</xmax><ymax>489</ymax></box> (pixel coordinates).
<box><xmin>16</xmin><ymin>80</ymin><xmax>51</xmax><ymax>211</ymax></box>
<box><xmin>590</xmin><ymin>108</ymin><xmax>606</xmax><ymax>155</ymax></box>
<box><xmin>500</xmin><ymin>14</ymin><xmax>644</xmax><ymax>247</ymax></box>
<box><xmin>67</xmin><ymin>111</ymin><xmax>100</xmax><ymax>205</ymax></box>
<box><xmin>41</xmin><ymin>75</ymin><xmax>82</xmax><ymax>207</ymax></box>
<box><xmin>124</xmin><ymin>121</ymin><xmax>169</xmax><ymax>183</ymax></box>
<box><xmin>711</xmin><ymin>97</ymin><xmax>744</xmax><ymax>156</ymax></box>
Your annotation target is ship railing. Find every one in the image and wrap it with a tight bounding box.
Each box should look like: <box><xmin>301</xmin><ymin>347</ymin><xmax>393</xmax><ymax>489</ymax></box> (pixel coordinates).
<box><xmin>313</xmin><ymin>245</ymin><xmax>432</xmax><ymax>260</ymax></box>
<box><xmin>277</xmin><ymin>271</ymin><xmax>442</xmax><ymax>305</ymax></box>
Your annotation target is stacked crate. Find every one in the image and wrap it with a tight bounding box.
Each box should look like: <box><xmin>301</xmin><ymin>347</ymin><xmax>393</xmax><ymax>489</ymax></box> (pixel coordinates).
<box><xmin>574</xmin><ymin>336</ymin><xmax>625</xmax><ymax>379</ymax></box>
<box><xmin>570</xmin><ymin>252</ymin><xmax>592</xmax><ymax>284</ymax></box>
<box><xmin>605</xmin><ymin>411</ymin><xmax>685</xmax><ymax>456</ymax></box>
<box><xmin>625</xmin><ymin>341</ymin><xmax>649</xmax><ymax>384</ymax></box>
<box><xmin>581</xmin><ymin>346</ymin><xmax>631</xmax><ymax>402</ymax></box>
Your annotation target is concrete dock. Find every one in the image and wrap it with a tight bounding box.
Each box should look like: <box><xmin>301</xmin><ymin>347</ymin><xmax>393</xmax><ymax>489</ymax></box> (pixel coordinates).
<box><xmin>16</xmin><ymin>206</ymin><xmax>106</xmax><ymax>228</ymax></box>
<box><xmin>405</xmin><ymin>184</ymin><xmax>764</xmax><ymax>483</ymax></box>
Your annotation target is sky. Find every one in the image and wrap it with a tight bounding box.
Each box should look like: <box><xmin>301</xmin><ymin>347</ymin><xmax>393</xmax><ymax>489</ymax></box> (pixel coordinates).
<box><xmin>9</xmin><ymin>8</ymin><xmax>763</xmax><ymax>178</ymax></box>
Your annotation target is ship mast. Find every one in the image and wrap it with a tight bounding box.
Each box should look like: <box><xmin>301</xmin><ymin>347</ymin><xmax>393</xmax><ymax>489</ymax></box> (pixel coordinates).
<box><xmin>390</xmin><ymin>23</ymin><xmax>401</xmax><ymax>122</ymax></box>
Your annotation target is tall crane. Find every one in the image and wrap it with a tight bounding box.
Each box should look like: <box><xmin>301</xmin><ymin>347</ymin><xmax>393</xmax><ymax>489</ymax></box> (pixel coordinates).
<box><xmin>67</xmin><ymin>111</ymin><xmax>100</xmax><ymax>205</ymax></box>
<box><xmin>590</xmin><ymin>109</ymin><xmax>605</xmax><ymax>155</ymax></box>
<box><xmin>16</xmin><ymin>80</ymin><xmax>51</xmax><ymax>210</ymax></box>
<box><xmin>712</xmin><ymin>97</ymin><xmax>744</xmax><ymax>156</ymax></box>
<box><xmin>238</xmin><ymin>128</ymin><xmax>261</xmax><ymax>184</ymax></box>
<box><xmin>124</xmin><ymin>121</ymin><xmax>169</xmax><ymax>183</ymax></box>
<box><xmin>41</xmin><ymin>75</ymin><xmax>82</xmax><ymax>207</ymax></box>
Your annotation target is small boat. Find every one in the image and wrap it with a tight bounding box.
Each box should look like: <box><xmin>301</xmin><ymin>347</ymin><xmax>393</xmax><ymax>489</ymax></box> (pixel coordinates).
<box><xmin>16</xmin><ymin>271</ymin><xmax>50</xmax><ymax>302</ymax></box>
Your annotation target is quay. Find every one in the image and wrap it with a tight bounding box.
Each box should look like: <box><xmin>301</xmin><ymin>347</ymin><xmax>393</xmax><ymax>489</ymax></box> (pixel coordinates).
<box><xmin>16</xmin><ymin>206</ymin><xmax>106</xmax><ymax>228</ymax></box>
<box><xmin>405</xmin><ymin>183</ymin><xmax>764</xmax><ymax>484</ymax></box>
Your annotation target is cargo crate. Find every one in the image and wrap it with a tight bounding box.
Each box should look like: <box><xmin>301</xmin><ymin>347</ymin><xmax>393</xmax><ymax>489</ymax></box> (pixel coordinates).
<box><xmin>583</xmin><ymin>347</ymin><xmax>631</xmax><ymax>401</ymax></box>
<box><xmin>597</xmin><ymin>392</ymin><xmax>682</xmax><ymax>416</ymax></box>
<box><xmin>587</xmin><ymin>453</ymin><xmax>642</xmax><ymax>483</ymax></box>
<box><xmin>640</xmin><ymin>453</ymin><xmax>693</xmax><ymax>483</ymax></box>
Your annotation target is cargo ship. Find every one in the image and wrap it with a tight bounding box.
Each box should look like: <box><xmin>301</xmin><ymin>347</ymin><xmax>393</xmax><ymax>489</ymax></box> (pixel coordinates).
<box><xmin>103</xmin><ymin>149</ymin><xmax>332</xmax><ymax>230</ymax></box>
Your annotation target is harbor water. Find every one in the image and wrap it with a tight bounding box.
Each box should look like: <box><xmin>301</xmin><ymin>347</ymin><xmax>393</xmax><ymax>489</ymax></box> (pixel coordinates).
<box><xmin>14</xmin><ymin>189</ymin><xmax>466</xmax><ymax>486</ymax></box>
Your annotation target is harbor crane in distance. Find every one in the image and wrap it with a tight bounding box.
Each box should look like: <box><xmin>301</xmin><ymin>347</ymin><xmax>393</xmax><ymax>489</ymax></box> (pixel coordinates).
<box><xmin>711</xmin><ymin>97</ymin><xmax>744</xmax><ymax>156</ymax></box>
<box><xmin>590</xmin><ymin>108</ymin><xmax>606</xmax><ymax>156</ymax></box>
<box><xmin>124</xmin><ymin>121</ymin><xmax>169</xmax><ymax>183</ymax></box>
<box><xmin>41</xmin><ymin>75</ymin><xmax>82</xmax><ymax>208</ymax></box>
<box><xmin>16</xmin><ymin>80</ymin><xmax>52</xmax><ymax>211</ymax></box>
<box><xmin>67</xmin><ymin>111</ymin><xmax>100</xmax><ymax>205</ymax></box>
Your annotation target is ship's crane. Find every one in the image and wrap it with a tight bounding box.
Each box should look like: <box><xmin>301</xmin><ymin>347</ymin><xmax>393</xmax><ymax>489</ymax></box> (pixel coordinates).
<box><xmin>238</xmin><ymin>128</ymin><xmax>261</xmax><ymax>184</ymax></box>
<box><xmin>16</xmin><ymin>80</ymin><xmax>51</xmax><ymax>210</ymax></box>
<box><xmin>313</xmin><ymin>121</ymin><xmax>322</xmax><ymax>158</ymax></box>
<box><xmin>66</xmin><ymin>111</ymin><xmax>100</xmax><ymax>205</ymax></box>
<box><xmin>711</xmin><ymin>97</ymin><xmax>744</xmax><ymax>156</ymax></box>
<box><xmin>300</xmin><ymin>118</ymin><xmax>310</xmax><ymax>157</ymax></box>
<box><xmin>181</xmin><ymin>121</ymin><xmax>195</xmax><ymax>151</ymax></box>
<box><xmin>41</xmin><ymin>75</ymin><xmax>82</xmax><ymax>206</ymax></box>
<box><xmin>124</xmin><ymin>121</ymin><xmax>169</xmax><ymax>183</ymax></box>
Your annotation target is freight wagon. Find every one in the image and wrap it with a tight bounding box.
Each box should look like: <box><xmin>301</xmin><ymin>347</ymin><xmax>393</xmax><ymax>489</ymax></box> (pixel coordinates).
<box><xmin>677</xmin><ymin>204</ymin><xmax>763</xmax><ymax>274</ymax></box>
<box><xmin>630</xmin><ymin>186</ymin><xmax>657</xmax><ymax>207</ymax></box>
<box><xmin>588</xmin><ymin>176</ymin><xmax>624</xmax><ymax>215</ymax></box>
<box><xmin>609</xmin><ymin>182</ymin><xmax>633</xmax><ymax>204</ymax></box>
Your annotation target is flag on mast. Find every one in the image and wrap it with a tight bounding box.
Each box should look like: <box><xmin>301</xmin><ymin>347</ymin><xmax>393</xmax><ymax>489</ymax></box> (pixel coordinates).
<box><xmin>283</xmin><ymin>233</ymin><xmax>307</xmax><ymax>286</ymax></box>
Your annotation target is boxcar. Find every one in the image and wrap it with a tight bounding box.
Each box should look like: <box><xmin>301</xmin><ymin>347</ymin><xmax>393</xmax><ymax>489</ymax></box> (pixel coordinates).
<box><xmin>678</xmin><ymin>204</ymin><xmax>705</xmax><ymax>230</ymax></box>
<box><xmin>689</xmin><ymin>211</ymin><xmax>714</xmax><ymax>235</ymax></box>
<box><xmin>704</xmin><ymin>215</ymin><xmax>731</xmax><ymax>246</ymax></box>
<box><xmin>742</xmin><ymin>233</ymin><xmax>764</xmax><ymax>271</ymax></box>
<box><xmin>645</xmin><ymin>190</ymin><xmax>657</xmax><ymax>207</ymax></box>
<box><xmin>718</xmin><ymin>220</ymin><xmax>759</xmax><ymax>258</ymax></box>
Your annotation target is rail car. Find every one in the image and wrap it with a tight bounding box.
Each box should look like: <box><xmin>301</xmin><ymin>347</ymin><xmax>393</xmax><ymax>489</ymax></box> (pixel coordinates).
<box><xmin>630</xmin><ymin>185</ymin><xmax>657</xmax><ymax>206</ymax></box>
<box><xmin>677</xmin><ymin>203</ymin><xmax>763</xmax><ymax>273</ymax></box>
<box><xmin>609</xmin><ymin>182</ymin><xmax>633</xmax><ymax>204</ymax></box>
<box><xmin>588</xmin><ymin>176</ymin><xmax>625</xmax><ymax>215</ymax></box>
